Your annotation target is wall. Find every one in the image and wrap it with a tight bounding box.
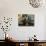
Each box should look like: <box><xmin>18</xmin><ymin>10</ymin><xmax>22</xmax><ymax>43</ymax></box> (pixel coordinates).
<box><xmin>0</xmin><ymin>0</ymin><xmax>46</xmax><ymax>40</ymax></box>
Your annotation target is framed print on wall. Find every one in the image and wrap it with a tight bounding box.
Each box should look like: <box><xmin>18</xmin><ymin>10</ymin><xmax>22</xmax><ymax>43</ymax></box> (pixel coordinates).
<box><xmin>18</xmin><ymin>14</ymin><xmax>35</xmax><ymax>26</ymax></box>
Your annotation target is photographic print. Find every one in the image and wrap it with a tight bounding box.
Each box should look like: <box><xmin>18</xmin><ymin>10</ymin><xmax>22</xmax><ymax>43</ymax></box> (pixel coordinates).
<box><xmin>18</xmin><ymin>14</ymin><xmax>35</xmax><ymax>26</ymax></box>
